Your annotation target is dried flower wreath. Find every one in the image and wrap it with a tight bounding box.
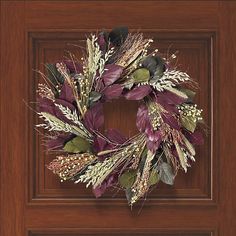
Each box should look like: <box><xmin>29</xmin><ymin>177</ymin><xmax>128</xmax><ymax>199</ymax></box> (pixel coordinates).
<box><xmin>36</xmin><ymin>27</ymin><xmax>204</xmax><ymax>206</ymax></box>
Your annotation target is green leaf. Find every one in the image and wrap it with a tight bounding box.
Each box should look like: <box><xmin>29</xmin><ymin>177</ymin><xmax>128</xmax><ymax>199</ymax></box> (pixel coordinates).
<box><xmin>89</xmin><ymin>91</ymin><xmax>101</xmax><ymax>106</ymax></box>
<box><xmin>159</xmin><ymin>162</ymin><xmax>174</xmax><ymax>185</ymax></box>
<box><xmin>63</xmin><ymin>136</ymin><xmax>92</xmax><ymax>153</ymax></box>
<box><xmin>45</xmin><ymin>63</ymin><xmax>64</xmax><ymax>85</ymax></box>
<box><xmin>179</xmin><ymin>88</ymin><xmax>196</xmax><ymax>100</ymax></box>
<box><xmin>131</xmin><ymin>68</ymin><xmax>150</xmax><ymax>84</ymax></box>
<box><xmin>150</xmin><ymin>65</ymin><xmax>164</xmax><ymax>82</ymax></box>
<box><xmin>125</xmin><ymin>188</ymin><xmax>133</xmax><ymax>204</ymax></box>
<box><xmin>148</xmin><ymin>168</ymin><xmax>160</xmax><ymax>186</ymax></box>
<box><xmin>119</xmin><ymin>169</ymin><xmax>137</xmax><ymax>189</ymax></box>
<box><xmin>180</xmin><ymin>115</ymin><xmax>197</xmax><ymax>133</ymax></box>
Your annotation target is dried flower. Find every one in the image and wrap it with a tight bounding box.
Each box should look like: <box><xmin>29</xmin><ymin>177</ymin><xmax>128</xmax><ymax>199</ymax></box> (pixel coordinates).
<box><xmin>47</xmin><ymin>153</ymin><xmax>96</xmax><ymax>181</ymax></box>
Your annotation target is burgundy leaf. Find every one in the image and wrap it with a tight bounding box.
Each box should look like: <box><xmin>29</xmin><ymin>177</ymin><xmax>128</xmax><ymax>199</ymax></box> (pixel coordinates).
<box><xmin>93</xmin><ymin>135</ymin><xmax>107</xmax><ymax>153</ymax></box>
<box><xmin>58</xmin><ymin>81</ymin><xmax>75</xmax><ymax>103</ymax></box>
<box><xmin>63</xmin><ymin>60</ymin><xmax>83</xmax><ymax>74</ymax></box>
<box><xmin>97</xmin><ymin>33</ymin><xmax>107</xmax><ymax>52</ymax></box>
<box><xmin>106</xmin><ymin>129</ymin><xmax>127</xmax><ymax>144</ymax></box>
<box><xmin>157</xmin><ymin>90</ymin><xmax>187</xmax><ymax>105</ymax></box>
<box><xmin>46</xmin><ymin>134</ymin><xmax>74</xmax><ymax>150</ymax></box>
<box><xmin>136</xmin><ymin>105</ymin><xmax>149</xmax><ymax>132</ymax></box>
<box><xmin>38</xmin><ymin>97</ymin><xmax>72</xmax><ymax>124</ymax></box>
<box><xmin>161</xmin><ymin>113</ymin><xmax>180</xmax><ymax>130</ymax></box>
<box><xmin>146</xmin><ymin>131</ymin><xmax>162</xmax><ymax>153</ymax></box>
<box><xmin>83</xmin><ymin>102</ymin><xmax>104</xmax><ymax>131</ymax></box>
<box><xmin>102</xmin><ymin>64</ymin><xmax>123</xmax><ymax>86</ymax></box>
<box><xmin>155</xmin><ymin>90</ymin><xmax>187</xmax><ymax>113</ymax></box>
<box><xmin>93</xmin><ymin>183</ymin><xmax>107</xmax><ymax>198</ymax></box>
<box><xmin>103</xmin><ymin>84</ymin><xmax>123</xmax><ymax>99</ymax></box>
<box><xmin>156</xmin><ymin>96</ymin><xmax>179</xmax><ymax>113</ymax></box>
<box><xmin>93</xmin><ymin>174</ymin><xmax>116</xmax><ymax>198</ymax></box>
<box><xmin>125</xmin><ymin>85</ymin><xmax>151</xmax><ymax>100</ymax></box>
<box><xmin>37</xmin><ymin>97</ymin><xmax>55</xmax><ymax>114</ymax></box>
<box><xmin>55</xmin><ymin>98</ymin><xmax>76</xmax><ymax>112</ymax></box>
<box><xmin>184</xmin><ymin>130</ymin><xmax>204</xmax><ymax>145</ymax></box>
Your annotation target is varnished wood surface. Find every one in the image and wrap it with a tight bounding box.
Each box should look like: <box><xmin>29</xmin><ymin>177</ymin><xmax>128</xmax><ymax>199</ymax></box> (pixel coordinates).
<box><xmin>1</xmin><ymin>1</ymin><xmax>236</xmax><ymax>236</ymax></box>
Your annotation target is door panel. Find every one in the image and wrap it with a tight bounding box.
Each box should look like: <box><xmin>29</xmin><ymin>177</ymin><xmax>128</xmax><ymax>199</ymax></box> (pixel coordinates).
<box><xmin>1</xmin><ymin>1</ymin><xmax>236</xmax><ymax>236</ymax></box>
<box><xmin>28</xmin><ymin>32</ymin><xmax>214</xmax><ymax>204</ymax></box>
<box><xmin>29</xmin><ymin>228</ymin><xmax>213</xmax><ymax>236</ymax></box>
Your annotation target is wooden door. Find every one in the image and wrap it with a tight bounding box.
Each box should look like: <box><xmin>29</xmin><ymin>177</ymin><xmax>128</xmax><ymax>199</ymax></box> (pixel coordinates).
<box><xmin>1</xmin><ymin>1</ymin><xmax>236</xmax><ymax>236</ymax></box>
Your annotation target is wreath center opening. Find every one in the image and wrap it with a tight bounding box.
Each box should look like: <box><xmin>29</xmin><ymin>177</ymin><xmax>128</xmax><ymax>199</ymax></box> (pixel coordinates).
<box><xmin>103</xmin><ymin>98</ymin><xmax>139</xmax><ymax>137</ymax></box>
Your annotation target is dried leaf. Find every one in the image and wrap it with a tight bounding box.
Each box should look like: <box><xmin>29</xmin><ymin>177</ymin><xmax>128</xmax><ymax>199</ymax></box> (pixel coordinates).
<box><xmin>89</xmin><ymin>91</ymin><xmax>101</xmax><ymax>106</ymax></box>
<box><xmin>63</xmin><ymin>60</ymin><xmax>83</xmax><ymax>74</ymax></box>
<box><xmin>63</xmin><ymin>136</ymin><xmax>92</xmax><ymax>153</ymax></box>
<box><xmin>125</xmin><ymin>188</ymin><xmax>133</xmax><ymax>204</ymax></box>
<box><xmin>47</xmin><ymin>134</ymin><xmax>74</xmax><ymax>150</ymax></box>
<box><xmin>184</xmin><ymin>130</ymin><xmax>204</xmax><ymax>145</ymax></box>
<box><xmin>161</xmin><ymin>113</ymin><xmax>180</xmax><ymax>130</ymax></box>
<box><xmin>180</xmin><ymin>115</ymin><xmax>196</xmax><ymax>133</ymax></box>
<box><xmin>103</xmin><ymin>84</ymin><xmax>123</xmax><ymax>99</ymax></box>
<box><xmin>182</xmin><ymin>134</ymin><xmax>196</xmax><ymax>156</ymax></box>
<box><xmin>45</xmin><ymin>63</ymin><xmax>64</xmax><ymax>85</ymax></box>
<box><xmin>141</xmin><ymin>56</ymin><xmax>165</xmax><ymax>76</ymax></box>
<box><xmin>102</xmin><ymin>64</ymin><xmax>123</xmax><ymax>86</ymax></box>
<box><xmin>136</xmin><ymin>105</ymin><xmax>149</xmax><ymax>132</ymax></box>
<box><xmin>108</xmin><ymin>26</ymin><xmax>129</xmax><ymax>46</ymax></box>
<box><xmin>131</xmin><ymin>68</ymin><xmax>150</xmax><ymax>84</ymax></box>
<box><xmin>174</xmin><ymin>141</ymin><xmax>187</xmax><ymax>172</ymax></box>
<box><xmin>97</xmin><ymin>32</ymin><xmax>107</xmax><ymax>52</ymax></box>
<box><xmin>119</xmin><ymin>169</ymin><xmax>137</xmax><ymax>189</ymax></box>
<box><xmin>125</xmin><ymin>85</ymin><xmax>151</xmax><ymax>100</ymax></box>
<box><xmin>106</xmin><ymin>129</ymin><xmax>127</xmax><ymax>144</ymax></box>
<box><xmin>148</xmin><ymin>168</ymin><xmax>159</xmax><ymax>186</ymax></box>
<box><xmin>159</xmin><ymin>162</ymin><xmax>174</xmax><ymax>185</ymax></box>
<box><xmin>165</xmin><ymin>87</ymin><xmax>188</xmax><ymax>100</ymax></box>
<box><xmin>179</xmin><ymin>88</ymin><xmax>196</xmax><ymax>100</ymax></box>
<box><xmin>59</xmin><ymin>81</ymin><xmax>74</xmax><ymax>103</ymax></box>
<box><xmin>83</xmin><ymin>102</ymin><xmax>104</xmax><ymax>131</ymax></box>
<box><xmin>93</xmin><ymin>174</ymin><xmax>115</xmax><ymax>198</ymax></box>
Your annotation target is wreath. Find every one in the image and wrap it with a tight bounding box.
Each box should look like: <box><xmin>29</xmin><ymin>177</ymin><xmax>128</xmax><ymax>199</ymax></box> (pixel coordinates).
<box><xmin>36</xmin><ymin>27</ymin><xmax>204</xmax><ymax>206</ymax></box>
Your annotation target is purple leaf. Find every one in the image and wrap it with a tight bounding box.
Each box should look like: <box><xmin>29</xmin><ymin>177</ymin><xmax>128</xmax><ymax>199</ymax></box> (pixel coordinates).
<box><xmin>106</xmin><ymin>129</ymin><xmax>127</xmax><ymax>144</ymax></box>
<box><xmin>136</xmin><ymin>105</ymin><xmax>149</xmax><ymax>132</ymax></box>
<box><xmin>37</xmin><ymin>97</ymin><xmax>55</xmax><ymax>114</ymax></box>
<box><xmin>55</xmin><ymin>98</ymin><xmax>76</xmax><ymax>112</ymax></box>
<box><xmin>38</xmin><ymin>97</ymin><xmax>72</xmax><ymax>124</ymax></box>
<box><xmin>146</xmin><ymin>131</ymin><xmax>162</xmax><ymax>153</ymax></box>
<box><xmin>155</xmin><ymin>90</ymin><xmax>187</xmax><ymax>113</ymax></box>
<box><xmin>93</xmin><ymin>183</ymin><xmax>107</xmax><ymax>198</ymax></box>
<box><xmin>63</xmin><ymin>60</ymin><xmax>83</xmax><ymax>74</ymax></box>
<box><xmin>97</xmin><ymin>33</ymin><xmax>107</xmax><ymax>52</ymax></box>
<box><xmin>58</xmin><ymin>81</ymin><xmax>74</xmax><ymax>103</ymax></box>
<box><xmin>46</xmin><ymin>134</ymin><xmax>74</xmax><ymax>150</ymax></box>
<box><xmin>103</xmin><ymin>84</ymin><xmax>123</xmax><ymax>99</ymax></box>
<box><xmin>93</xmin><ymin>135</ymin><xmax>107</xmax><ymax>153</ymax></box>
<box><xmin>125</xmin><ymin>85</ymin><xmax>151</xmax><ymax>100</ymax></box>
<box><xmin>184</xmin><ymin>130</ymin><xmax>204</xmax><ymax>145</ymax></box>
<box><xmin>157</xmin><ymin>90</ymin><xmax>187</xmax><ymax>105</ymax></box>
<box><xmin>102</xmin><ymin>64</ymin><xmax>123</xmax><ymax>86</ymax></box>
<box><xmin>161</xmin><ymin>113</ymin><xmax>180</xmax><ymax>130</ymax></box>
<box><xmin>155</xmin><ymin>96</ymin><xmax>178</xmax><ymax>113</ymax></box>
<box><xmin>93</xmin><ymin>174</ymin><xmax>116</xmax><ymax>198</ymax></box>
<box><xmin>83</xmin><ymin>102</ymin><xmax>104</xmax><ymax>131</ymax></box>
